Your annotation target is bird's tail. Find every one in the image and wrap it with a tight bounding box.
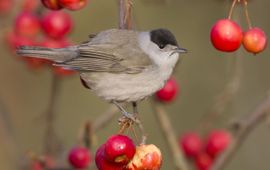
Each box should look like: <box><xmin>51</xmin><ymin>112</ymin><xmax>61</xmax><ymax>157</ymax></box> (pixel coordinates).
<box><xmin>16</xmin><ymin>46</ymin><xmax>78</xmax><ymax>62</ymax></box>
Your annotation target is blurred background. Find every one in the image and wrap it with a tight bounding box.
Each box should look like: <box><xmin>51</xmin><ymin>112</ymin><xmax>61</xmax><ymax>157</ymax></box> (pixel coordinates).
<box><xmin>1</xmin><ymin>0</ymin><xmax>270</xmax><ymax>170</ymax></box>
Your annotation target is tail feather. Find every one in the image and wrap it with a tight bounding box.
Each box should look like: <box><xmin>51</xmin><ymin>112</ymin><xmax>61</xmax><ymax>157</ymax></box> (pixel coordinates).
<box><xmin>16</xmin><ymin>46</ymin><xmax>78</xmax><ymax>62</ymax></box>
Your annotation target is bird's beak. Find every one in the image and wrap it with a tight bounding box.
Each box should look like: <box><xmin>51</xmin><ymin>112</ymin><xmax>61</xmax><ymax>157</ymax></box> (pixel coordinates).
<box><xmin>174</xmin><ymin>47</ymin><xmax>188</xmax><ymax>54</ymax></box>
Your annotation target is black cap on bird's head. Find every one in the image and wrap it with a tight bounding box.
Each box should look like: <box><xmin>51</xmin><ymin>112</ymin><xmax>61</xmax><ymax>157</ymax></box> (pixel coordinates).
<box><xmin>150</xmin><ymin>28</ymin><xmax>187</xmax><ymax>53</ymax></box>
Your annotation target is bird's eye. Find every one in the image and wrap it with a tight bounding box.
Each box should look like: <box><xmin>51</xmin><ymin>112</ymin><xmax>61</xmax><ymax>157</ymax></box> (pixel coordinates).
<box><xmin>158</xmin><ymin>44</ymin><xmax>165</xmax><ymax>49</ymax></box>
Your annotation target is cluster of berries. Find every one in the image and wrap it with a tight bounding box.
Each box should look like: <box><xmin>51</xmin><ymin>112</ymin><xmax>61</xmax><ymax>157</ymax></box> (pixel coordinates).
<box><xmin>179</xmin><ymin>130</ymin><xmax>231</xmax><ymax>170</ymax></box>
<box><xmin>6</xmin><ymin>1</ymin><xmax>76</xmax><ymax>76</ymax></box>
<box><xmin>95</xmin><ymin>134</ymin><xmax>162</xmax><ymax>170</ymax></box>
<box><xmin>210</xmin><ymin>0</ymin><xmax>267</xmax><ymax>54</ymax></box>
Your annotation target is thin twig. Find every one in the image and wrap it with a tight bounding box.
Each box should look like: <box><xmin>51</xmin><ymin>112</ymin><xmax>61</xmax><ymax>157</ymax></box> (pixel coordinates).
<box><xmin>151</xmin><ymin>100</ymin><xmax>189</xmax><ymax>170</ymax></box>
<box><xmin>243</xmin><ymin>0</ymin><xmax>252</xmax><ymax>29</ymax></box>
<box><xmin>199</xmin><ymin>52</ymin><xmax>242</xmax><ymax>133</ymax></box>
<box><xmin>119</xmin><ymin>0</ymin><xmax>133</xmax><ymax>29</ymax></box>
<box><xmin>211</xmin><ymin>92</ymin><xmax>270</xmax><ymax>170</ymax></box>
<box><xmin>44</xmin><ymin>74</ymin><xmax>62</xmax><ymax>156</ymax></box>
<box><xmin>228</xmin><ymin>0</ymin><xmax>238</xmax><ymax>20</ymax></box>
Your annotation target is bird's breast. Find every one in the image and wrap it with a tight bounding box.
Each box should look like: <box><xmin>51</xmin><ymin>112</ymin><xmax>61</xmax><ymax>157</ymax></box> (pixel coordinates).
<box><xmin>80</xmin><ymin>66</ymin><xmax>173</xmax><ymax>102</ymax></box>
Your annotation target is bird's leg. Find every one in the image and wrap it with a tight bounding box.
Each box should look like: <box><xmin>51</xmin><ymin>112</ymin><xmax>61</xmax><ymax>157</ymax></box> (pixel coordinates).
<box><xmin>132</xmin><ymin>102</ymin><xmax>147</xmax><ymax>144</ymax></box>
<box><xmin>113</xmin><ymin>101</ymin><xmax>137</xmax><ymax>122</ymax></box>
<box><xmin>132</xmin><ymin>102</ymin><xmax>138</xmax><ymax>115</ymax></box>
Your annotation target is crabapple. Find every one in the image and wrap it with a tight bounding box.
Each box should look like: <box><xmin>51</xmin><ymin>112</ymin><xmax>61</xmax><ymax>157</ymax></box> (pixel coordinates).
<box><xmin>210</xmin><ymin>19</ymin><xmax>243</xmax><ymax>52</ymax></box>
<box><xmin>242</xmin><ymin>27</ymin><xmax>267</xmax><ymax>54</ymax></box>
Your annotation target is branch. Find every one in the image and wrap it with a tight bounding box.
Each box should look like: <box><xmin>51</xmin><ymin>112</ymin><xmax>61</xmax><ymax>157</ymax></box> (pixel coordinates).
<box><xmin>43</xmin><ymin>74</ymin><xmax>62</xmax><ymax>156</ymax></box>
<box><xmin>151</xmin><ymin>100</ymin><xmax>189</xmax><ymax>170</ymax></box>
<box><xmin>119</xmin><ymin>0</ymin><xmax>133</xmax><ymax>29</ymax></box>
<box><xmin>211</xmin><ymin>92</ymin><xmax>270</xmax><ymax>170</ymax></box>
<box><xmin>199</xmin><ymin>51</ymin><xmax>242</xmax><ymax>132</ymax></box>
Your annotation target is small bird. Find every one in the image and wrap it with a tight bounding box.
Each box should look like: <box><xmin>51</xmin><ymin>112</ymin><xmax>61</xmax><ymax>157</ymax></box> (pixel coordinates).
<box><xmin>17</xmin><ymin>28</ymin><xmax>186</xmax><ymax>119</ymax></box>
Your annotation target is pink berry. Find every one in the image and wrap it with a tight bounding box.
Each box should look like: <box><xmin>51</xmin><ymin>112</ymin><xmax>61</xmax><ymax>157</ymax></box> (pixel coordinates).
<box><xmin>156</xmin><ymin>77</ymin><xmax>179</xmax><ymax>102</ymax></box>
<box><xmin>210</xmin><ymin>19</ymin><xmax>243</xmax><ymax>52</ymax></box>
<box><xmin>41</xmin><ymin>11</ymin><xmax>73</xmax><ymax>39</ymax></box>
<box><xmin>68</xmin><ymin>146</ymin><xmax>91</xmax><ymax>169</ymax></box>
<box><xmin>242</xmin><ymin>27</ymin><xmax>267</xmax><ymax>54</ymax></box>
<box><xmin>95</xmin><ymin>144</ymin><xmax>125</xmax><ymax>170</ymax></box>
<box><xmin>104</xmin><ymin>135</ymin><xmax>136</xmax><ymax>165</ymax></box>
<box><xmin>180</xmin><ymin>132</ymin><xmax>203</xmax><ymax>158</ymax></box>
<box><xmin>59</xmin><ymin>0</ymin><xmax>88</xmax><ymax>10</ymax></box>
<box><xmin>206</xmin><ymin>130</ymin><xmax>231</xmax><ymax>158</ymax></box>
<box><xmin>15</xmin><ymin>12</ymin><xmax>41</xmax><ymax>37</ymax></box>
<box><xmin>195</xmin><ymin>153</ymin><xmax>213</xmax><ymax>170</ymax></box>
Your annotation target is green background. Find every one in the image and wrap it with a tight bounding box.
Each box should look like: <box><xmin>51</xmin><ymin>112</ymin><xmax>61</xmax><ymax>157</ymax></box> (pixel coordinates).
<box><xmin>1</xmin><ymin>0</ymin><xmax>270</xmax><ymax>169</ymax></box>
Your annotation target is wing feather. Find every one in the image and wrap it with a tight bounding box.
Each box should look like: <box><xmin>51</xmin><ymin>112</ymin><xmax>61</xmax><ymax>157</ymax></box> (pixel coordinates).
<box><xmin>56</xmin><ymin>29</ymin><xmax>152</xmax><ymax>74</ymax></box>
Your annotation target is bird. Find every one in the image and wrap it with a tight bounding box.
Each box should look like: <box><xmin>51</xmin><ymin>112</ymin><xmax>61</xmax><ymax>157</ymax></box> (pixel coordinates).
<box><xmin>17</xmin><ymin>28</ymin><xmax>187</xmax><ymax>120</ymax></box>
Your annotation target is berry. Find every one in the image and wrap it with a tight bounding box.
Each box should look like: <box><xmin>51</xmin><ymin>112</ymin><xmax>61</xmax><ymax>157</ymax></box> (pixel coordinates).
<box><xmin>205</xmin><ymin>130</ymin><xmax>231</xmax><ymax>158</ymax></box>
<box><xmin>41</xmin><ymin>11</ymin><xmax>73</xmax><ymax>39</ymax></box>
<box><xmin>126</xmin><ymin>144</ymin><xmax>162</xmax><ymax>170</ymax></box>
<box><xmin>15</xmin><ymin>12</ymin><xmax>41</xmax><ymax>37</ymax></box>
<box><xmin>41</xmin><ymin>0</ymin><xmax>63</xmax><ymax>10</ymax></box>
<box><xmin>95</xmin><ymin>144</ymin><xmax>125</xmax><ymax>170</ymax></box>
<box><xmin>156</xmin><ymin>78</ymin><xmax>179</xmax><ymax>102</ymax></box>
<box><xmin>59</xmin><ymin>0</ymin><xmax>88</xmax><ymax>10</ymax></box>
<box><xmin>210</xmin><ymin>19</ymin><xmax>243</xmax><ymax>52</ymax></box>
<box><xmin>180</xmin><ymin>132</ymin><xmax>203</xmax><ymax>158</ymax></box>
<box><xmin>242</xmin><ymin>27</ymin><xmax>267</xmax><ymax>54</ymax></box>
<box><xmin>104</xmin><ymin>135</ymin><xmax>136</xmax><ymax>165</ymax></box>
<box><xmin>195</xmin><ymin>153</ymin><xmax>213</xmax><ymax>170</ymax></box>
<box><xmin>68</xmin><ymin>146</ymin><xmax>91</xmax><ymax>169</ymax></box>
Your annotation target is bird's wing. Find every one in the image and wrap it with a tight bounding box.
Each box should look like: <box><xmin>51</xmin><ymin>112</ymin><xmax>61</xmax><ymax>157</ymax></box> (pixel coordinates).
<box><xmin>56</xmin><ymin>29</ymin><xmax>152</xmax><ymax>74</ymax></box>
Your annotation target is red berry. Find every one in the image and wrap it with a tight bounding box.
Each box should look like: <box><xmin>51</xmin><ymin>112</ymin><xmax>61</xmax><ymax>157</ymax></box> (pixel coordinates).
<box><xmin>210</xmin><ymin>19</ymin><xmax>243</xmax><ymax>52</ymax></box>
<box><xmin>156</xmin><ymin>78</ymin><xmax>179</xmax><ymax>102</ymax></box>
<box><xmin>205</xmin><ymin>130</ymin><xmax>231</xmax><ymax>158</ymax></box>
<box><xmin>0</xmin><ymin>0</ymin><xmax>13</xmax><ymax>15</ymax></box>
<box><xmin>15</xmin><ymin>12</ymin><xmax>41</xmax><ymax>37</ymax></box>
<box><xmin>104</xmin><ymin>135</ymin><xmax>136</xmax><ymax>165</ymax></box>
<box><xmin>180</xmin><ymin>132</ymin><xmax>203</xmax><ymax>158</ymax></box>
<box><xmin>41</xmin><ymin>0</ymin><xmax>63</xmax><ymax>10</ymax></box>
<box><xmin>242</xmin><ymin>27</ymin><xmax>267</xmax><ymax>54</ymax></box>
<box><xmin>59</xmin><ymin>0</ymin><xmax>88</xmax><ymax>10</ymax></box>
<box><xmin>68</xmin><ymin>146</ymin><xmax>91</xmax><ymax>169</ymax></box>
<box><xmin>95</xmin><ymin>144</ymin><xmax>125</xmax><ymax>170</ymax></box>
<box><xmin>126</xmin><ymin>144</ymin><xmax>162</xmax><ymax>170</ymax></box>
<box><xmin>41</xmin><ymin>11</ymin><xmax>73</xmax><ymax>39</ymax></box>
<box><xmin>195</xmin><ymin>153</ymin><xmax>213</xmax><ymax>170</ymax></box>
